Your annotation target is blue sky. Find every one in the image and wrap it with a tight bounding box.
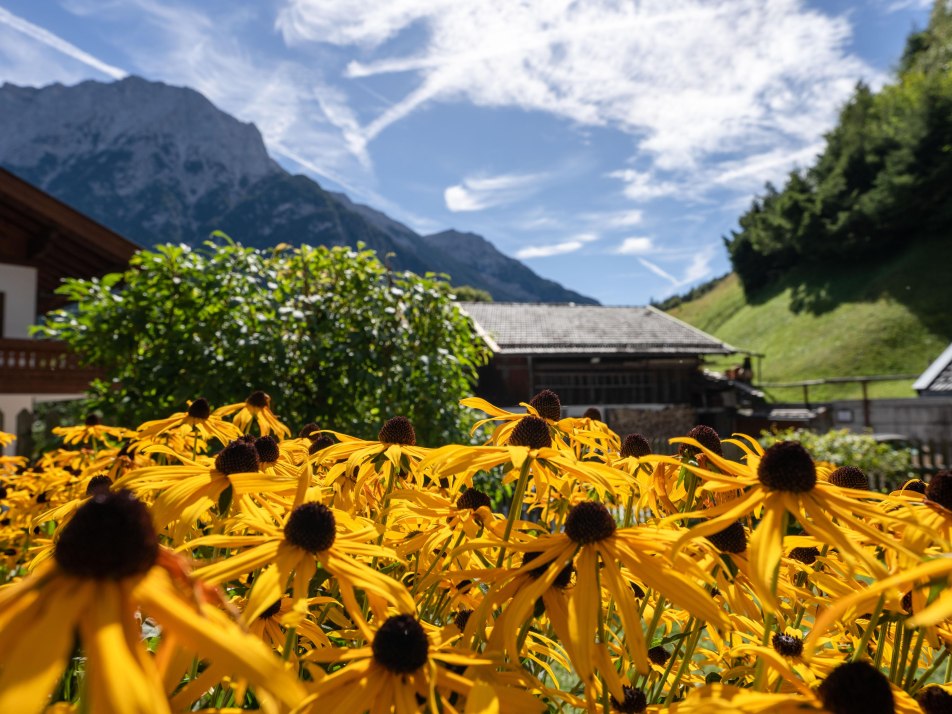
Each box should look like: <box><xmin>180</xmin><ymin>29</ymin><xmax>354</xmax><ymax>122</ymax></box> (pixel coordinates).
<box><xmin>0</xmin><ymin>0</ymin><xmax>935</xmax><ymax>305</ymax></box>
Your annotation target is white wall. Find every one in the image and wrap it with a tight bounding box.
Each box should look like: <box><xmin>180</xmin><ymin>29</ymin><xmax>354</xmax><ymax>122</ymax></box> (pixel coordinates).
<box><xmin>831</xmin><ymin>397</ymin><xmax>952</xmax><ymax>442</ymax></box>
<box><xmin>0</xmin><ymin>264</ymin><xmax>38</xmax><ymax>338</ymax></box>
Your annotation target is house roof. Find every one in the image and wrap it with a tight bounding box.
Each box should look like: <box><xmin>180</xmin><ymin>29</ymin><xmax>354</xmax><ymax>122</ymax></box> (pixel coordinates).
<box><xmin>0</xmin><ymin>167</ymin><xmax>140</xmax><ymax>314</ymax></box>
<box><xmin>913</xmin><ymin>343</ymin><xmax>952</xmax><ymax>394</ymax></box>
<box><xmin>458</xmin><ymin>302</ymin><xmax>735</xmax><ymax>356</ymax></box>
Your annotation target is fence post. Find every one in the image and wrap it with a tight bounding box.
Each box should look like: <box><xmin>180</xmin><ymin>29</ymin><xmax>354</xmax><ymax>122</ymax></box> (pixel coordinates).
<box><xmin>15</xmin><ymin>407</ymin><xmax>33</xmax><ymax>458</ymax></box>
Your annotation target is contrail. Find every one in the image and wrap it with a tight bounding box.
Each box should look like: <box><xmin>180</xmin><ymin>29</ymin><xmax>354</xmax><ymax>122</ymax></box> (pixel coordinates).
<box><xmin>0</xmin><ymin>5</ymin><xmax>127</xmax><ymax>80</ymax></box>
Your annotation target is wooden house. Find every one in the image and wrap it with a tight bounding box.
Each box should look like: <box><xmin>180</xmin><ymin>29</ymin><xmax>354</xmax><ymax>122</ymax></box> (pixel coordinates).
<box><xmin>0</xmin><ymin>167</ymin><xmax>139</xmax><ymax>452</ymax></box>
<box><xmin>459</xmin><ymin>302</ymin><xmax>738</xmax><ymax>438</ymax></box>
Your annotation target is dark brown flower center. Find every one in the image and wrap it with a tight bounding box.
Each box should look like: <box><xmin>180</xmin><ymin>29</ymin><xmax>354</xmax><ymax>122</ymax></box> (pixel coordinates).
<box><xmin>259</xmin><ymin>599</ymin><xmax>283</xmax><ymax>620</ymax></box>
<box><xmin>378</xmin><ymin>416</ymin><xmax>417</xmax><ymax>446</ymax></box>
<box><xmin>679</xmin><ymin>425</ymin><xmax>722</xmax><ymax>458</ymax></box>
<box><xmin>564</xmin><ymin>501</ymin><xmax>616</xmax><ymax>544</ymax></box>
<box><xmin>529</xmin><ymin>389</ymin><xmax>562</xmax><ymax>421</ymax></box>
<box><xmin>246</xmin><ymin>391</ymin><xmax>270</xmax><ymax>408</ymax></box>
<box><xmin>582</xmin><ymin>407</ymin><xmax>602</xmax><ymax>421</ymax></box>
<box><xmin>84</xmin><ymin>413</ymin><xmax>101</xmax><ymax>426</ymax></box>
<box><xmin>610</xmin><ymin>685</ymin><xmax>647</xmax><ymax>713</ymax></box>
<box><xmin>621</xmin><ymin>433</ymin><xmax>651</xmax><ymax>459</ymax></box>
<box><xmin>509</xmin><ymin>415</ymin><xmax>551</xmax><ymax>449</ymax></box>
<box><xmin>758</xmin><ymin>441</ymin><xmax>817</xmax><ymax>493</ymax></box>
<box><xmin>926</xmin><ymin>471</ymin><xmax>952</xmax><ymax>510</ymax></box>
<box><xmin>818</xmin><ymin>661</ymin><xmax>894</xmax><ymax>714</ymax></box>
<box><xmin>85</xmin><ymin>474</ymin><xmax>112</xmax><ymax>496</ymax></box>
<box><xmin>284</xmin><ymin>502</ymin><xmax>336</xmax><ymax>553</ymax></box>
<box><xmin>705</xmin><ymin>521</ymin><xmax>747</xmax><ymax>553</ymax></box>
<box><xmin>648</xmin><ymin>645</ymin><xmax>670</xmax><ymax>666</ymax></box>
<box><xmin>186</xmin><ymin>398</ymin><xmax>211</xmax><ymax>420</ymax></box>
<box><xmin>771</xmin><ymin>632</ymin><xmax>804</xmax><ymax>657</ymax></box>
<box><xmin>901</xmin><ymin>591</ymin><xmax>914</xmax><ymax>614</ymax></box>
<box><xmin>298</xmin><ymin>422</ymin><xmax>321</xmax><ymax>439</ymax></box>
<box><xmin>522</xmin><ymin>551</ymin><xmax>575</xmax><ymax>588</ymax></box>
<box><xmin>788</xmin><ymin>546</ymin><xmax>820</xmax><ymax>564</ymax></box>
<box><xmin>829</xmin><ymin>466</ymin><xmax>869</xmax><ymax>490</ymax></box>
<box><xmin>308</xmin><ymin>435</ymin><xmax>336</xmax><ymax>454</ymax></box>
<box><xmin>254</xmin><ymin>435</ymin><xmax>280</xmax><ymax>463</ymax></box>
<box><xmin>917</xmin><ymin>686</ymin><xmax>952</xmax><ymax>714</ymax></box>
<box><xmin>455</xmin><ymin>489</ymin><xmax>491</xmax><ymax>512</ymax></box>
<box><xmin>372</xmin><ymin>614</ymin><xmax>429</xmax><ymax>674</ymax></box>
<box><xmin>453</xmin><ymin>609</ymin><xmax>472</xmax><ymax>631</ymax></box>
<box><xmin>54</xmin><ymin>490</ymin><xmax>158</xmax><ymax>580</ymax></box>
<box><xmin>902</xmin><ymin>479</ymin><xmax>927</xmax><ymax>494</ymax></box>
<box><xmin>215</xmin><ymin>439</ymin><xmax>260</xmax><ymax>475</ymax></box>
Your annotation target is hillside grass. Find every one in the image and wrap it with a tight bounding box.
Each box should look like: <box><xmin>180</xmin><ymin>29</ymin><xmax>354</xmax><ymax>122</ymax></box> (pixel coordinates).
<box><xmin>669</xmin><ymin>234</ymin><xmax>952</xmax><ymax>403</ymax></box>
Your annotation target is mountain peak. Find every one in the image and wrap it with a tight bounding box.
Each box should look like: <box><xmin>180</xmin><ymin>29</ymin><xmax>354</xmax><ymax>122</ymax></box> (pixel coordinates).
<box><xmin>0</xmin><ymin>77</ymin><xmax>595</xmax><ymax>304</ymax></box>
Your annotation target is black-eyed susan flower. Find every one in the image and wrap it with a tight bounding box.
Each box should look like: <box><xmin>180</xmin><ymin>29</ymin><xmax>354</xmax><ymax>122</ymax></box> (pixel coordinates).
<box><xmin>136</xmin><ymin>398</ymin><xmax>242</xmax><ymax>448</ymax></box>
<box><xmin>189</xmin><ymin>501</ymin><xmax>414</xmax><ymax>639</ymax></box>
<box><xmin>658</xmin><ymin>437</ymin><xmax>919</xmax><ymax>610</ymax></box>
<box><xmin>298</xmin><ymin>613</ymin><xmax>538</xmax><ymax>714</ymax></box>
<box><xmin>315</xmin><ymin>416</ymin><xmax>431</xmax><ymax>515</ymax></box>
<box><xmin>52</xmin><ymin>413</ymin><xmax>133</xmax><ymax>447</ymax></box>
<box><xmin>0</xmin><ymin>489</ymin><xmax>305</xmax><ymax>713</ymax></box>
<box><xmin>115</xmin><ymin>437</ymin><xmax>298</xmax><ymax>542</ymax></box>
<box><xmin>214</xmin><ymin>391</ymin><xmax>291</xmax><ymax>440</ymax></box>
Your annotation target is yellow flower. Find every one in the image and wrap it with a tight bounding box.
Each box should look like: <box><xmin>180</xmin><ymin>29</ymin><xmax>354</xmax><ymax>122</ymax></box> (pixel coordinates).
<box><xmin>0</xmin><ymin>490</ymin><xmax>305</xmax><ymax>713</ymax></box>
<box><xmin>298</xmin><ymin>613</ymin><xmax>520</xmax><ymax>714</ymax></box>
<box><xmin>52</xmin><ymin>413</ymin><xmax>133</xmax><ymax>447</ymax></box>
<box><xmin>658</xmin><ymin>436</ymin><xmax>919</xmax><ymax>610</ymax></box>
<box><xmin>115</xmin><ymin>439</ymin><xmax>297</xmax><ymax>542</ymax></box>
<box><xmin>136</xmin><ymin>398</ymin><xmax>242</xmax><ymax>448</ymax></box>
<box><xmin>214</xmin><ymin>391</ymin><xmax>291</xmax><ymax>440</ymax></box>
<box><xmin>189</xmin><ymin>501</ymin><xmax>414</xmax><ymax>640</ymax></box>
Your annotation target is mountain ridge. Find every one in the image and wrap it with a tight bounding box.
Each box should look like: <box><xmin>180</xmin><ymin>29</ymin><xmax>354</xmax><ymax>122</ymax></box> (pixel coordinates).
<box><xmin>0</xmin><ymin>75</ymin><xmax>597</xmax><ymax>305</ymax></box>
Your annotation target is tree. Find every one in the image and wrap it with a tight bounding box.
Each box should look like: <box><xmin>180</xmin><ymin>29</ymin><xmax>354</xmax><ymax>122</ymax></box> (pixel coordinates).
<box><xmin>35</xmin><ymin>238</ymin><xmax>491</xmax><ymax>445</ymax></box>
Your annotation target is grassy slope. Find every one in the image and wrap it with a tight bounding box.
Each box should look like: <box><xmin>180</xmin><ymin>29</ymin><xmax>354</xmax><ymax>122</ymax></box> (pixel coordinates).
<box><xmin>669</xmin><ymin>235</ymin><xmax>952</xmax><ymax>402</ymax></box>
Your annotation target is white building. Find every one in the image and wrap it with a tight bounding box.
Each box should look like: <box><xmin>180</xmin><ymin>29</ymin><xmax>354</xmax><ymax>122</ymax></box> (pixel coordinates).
<box><xmin>0</xmin><ymin>167</ymin><xmax>138</xmax><ymax>454</ymax></box>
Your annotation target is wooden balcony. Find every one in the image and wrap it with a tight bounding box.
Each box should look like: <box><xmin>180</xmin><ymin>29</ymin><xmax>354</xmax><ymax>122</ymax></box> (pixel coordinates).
<box><xmin>0</xmin><ymin>338</ymin><xmax>101</xmax><ymax>394</ymax></box>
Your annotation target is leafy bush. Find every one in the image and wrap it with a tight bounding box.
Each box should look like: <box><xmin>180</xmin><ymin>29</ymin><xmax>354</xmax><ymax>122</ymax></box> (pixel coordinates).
<box><xmin>34</xmin><ymin>238</ymin><xmax>490</xmax><ymax>445</ymax></box>
<box><xmin>761</xmin><ymin>427</ymin><xmax>914</xmax><ymax>488</ymax></box>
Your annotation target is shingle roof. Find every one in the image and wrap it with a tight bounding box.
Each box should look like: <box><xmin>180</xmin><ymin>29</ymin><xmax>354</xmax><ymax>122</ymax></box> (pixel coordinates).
<box><xmin>458</xmin><ymin>302</ymin><xmax>734</xmax><ymax>355</ymax></box>
<box><xmin>913</xmin><ymin>343</ymin><xmax>952</xmax><ymax>394</ymax></box>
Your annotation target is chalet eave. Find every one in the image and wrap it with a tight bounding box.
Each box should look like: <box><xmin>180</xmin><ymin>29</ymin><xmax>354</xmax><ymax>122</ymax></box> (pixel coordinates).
<box><xmin>490</xmin><ymin>343</ymin><xmax>735</xmax><ymax>356</ymax></box>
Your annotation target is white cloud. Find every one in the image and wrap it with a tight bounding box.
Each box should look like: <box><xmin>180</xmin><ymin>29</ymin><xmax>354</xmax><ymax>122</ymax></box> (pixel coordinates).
<box><xmin>599</xmin><ymin>209</ymin><xmax>644</xmax><ymax>228</ymax></box>
<box><xmin>609</xmin><ymin>169</ymin><xmax>682</xmax><ymax>202</ymax></box>
<box><xmin>276</xmin><ymin>0</ymin><xmax>878</xmax><ymax>175</ymax></box>
<box><xmin>444</xmin><ymin>171</ymin><xmax>546</xmax><ymax>212</ymax></box>
<box><xmin>0</xmin><ymin>6</ymin><xmax>127</xmax><ymax>80</ymax></box>
<box><xmin>711</xmin><ymin>142</ymin><xmax>824</xmax><ymax>190</ymax></box>
<box><xmin>608</xmin><ymin>140</ymin><xmax>825</xmax><ymax>207</ymax></box>
<box><xmin>885</xmin><ymin>0</ymin><xmax>933</xmax><ymax>11</ymax></box>
<box><xmin>681</xmin><ymin>251</ymin><xmax>713</xmax><ymax>285</ymax></box>
<box><xmin>614</xmin><ymin>237</ymin><xmax>654</xmax><ymax>255</ymax></box>
<box><xmin>516</xmin><ymin>240</ymin><xmax>585</xmax><ymax>259</ymax></box>
<box><xmin>514</xmin><ymin>231</ymin><xmax>598</xmax><ymax>259</ymax></box>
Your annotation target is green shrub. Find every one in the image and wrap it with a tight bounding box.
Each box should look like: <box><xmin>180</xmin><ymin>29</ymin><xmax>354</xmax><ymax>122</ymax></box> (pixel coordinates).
<box><xmin>760</xmin><ymin>427</ymin><xmax>914</xmax><ymax>490</ymax></box>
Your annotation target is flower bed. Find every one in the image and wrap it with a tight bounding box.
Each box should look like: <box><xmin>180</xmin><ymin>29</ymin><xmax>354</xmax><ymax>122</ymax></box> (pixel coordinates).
<box><xmin>0</xmin><ymin>390</ymin><xmax>949</xmax><ymax>713</ymax></box>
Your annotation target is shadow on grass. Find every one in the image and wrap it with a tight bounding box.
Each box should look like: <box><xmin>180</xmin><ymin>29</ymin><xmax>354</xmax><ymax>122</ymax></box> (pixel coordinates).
<box><xmin>742</xmin><ymin>233</ymin><xmax>952</xmax><ymax>342</ymax></box>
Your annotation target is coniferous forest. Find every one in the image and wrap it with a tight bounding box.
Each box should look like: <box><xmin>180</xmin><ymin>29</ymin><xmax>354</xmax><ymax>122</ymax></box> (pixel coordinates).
<box><xmin>725</xmin><ymin>2</ymin><xmax>952</xmax><ymax>296</ymax></box>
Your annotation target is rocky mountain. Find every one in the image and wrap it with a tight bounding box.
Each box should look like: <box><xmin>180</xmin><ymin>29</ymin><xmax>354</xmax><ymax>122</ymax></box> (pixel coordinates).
<box><xmin>0</xmin><ymin>76</ymin><xmax>596</xmax><ymax>304</ymax></box>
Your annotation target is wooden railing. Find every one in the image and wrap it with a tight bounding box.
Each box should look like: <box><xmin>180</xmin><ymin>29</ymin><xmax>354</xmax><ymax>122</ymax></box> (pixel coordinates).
<box><xmin>0</xmin><ymin>338</ymin><xmax>100</xmax><ymax>394</ymax></box>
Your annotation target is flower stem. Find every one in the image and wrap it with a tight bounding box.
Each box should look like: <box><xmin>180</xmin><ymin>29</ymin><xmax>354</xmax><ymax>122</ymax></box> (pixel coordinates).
<box><xmin>496</xmin><ymin>458</ymin><xmax>532</xmax><ymax>568</ymax></box>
